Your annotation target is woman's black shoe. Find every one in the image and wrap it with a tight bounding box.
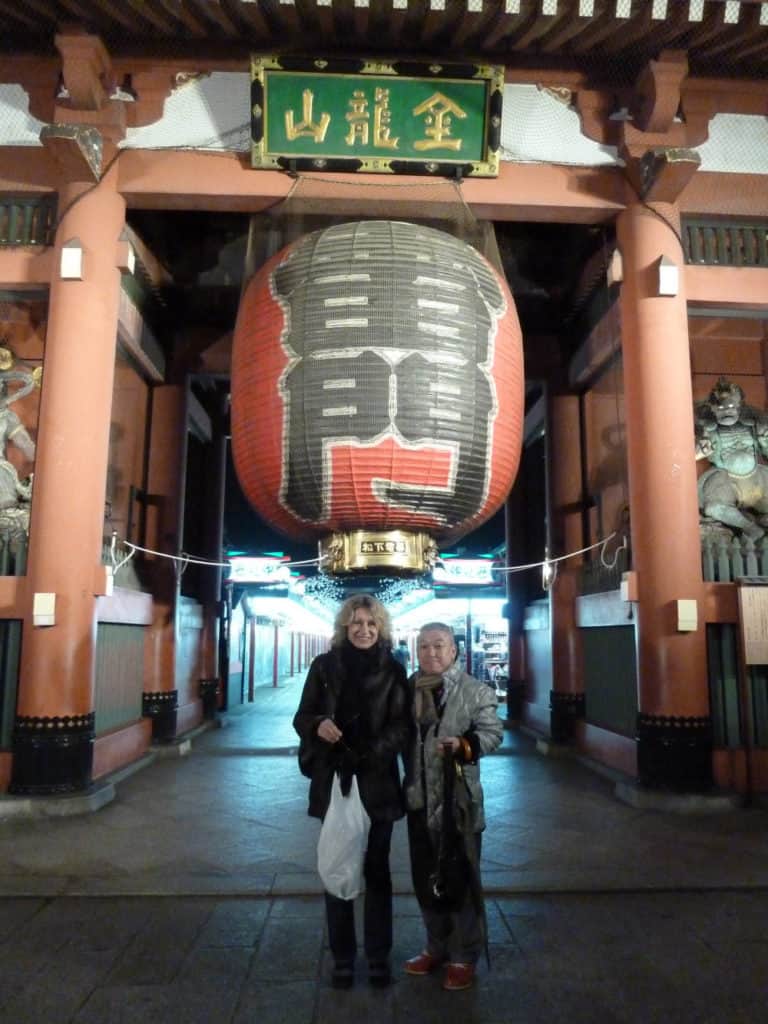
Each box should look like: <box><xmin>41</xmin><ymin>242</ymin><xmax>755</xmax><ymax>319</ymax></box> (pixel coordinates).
<box><xmin>368</xmin><ymin>961</ymin><xmax>392</xmax><ymax>988</ymax></box>
<box><xmin>331</xmin><ymin>962</ymin><xmax>354</xmax><ymax>989</ymax></box>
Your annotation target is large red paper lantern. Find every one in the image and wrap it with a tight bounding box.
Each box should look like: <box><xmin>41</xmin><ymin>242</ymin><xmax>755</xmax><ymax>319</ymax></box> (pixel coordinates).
<box><xmin>231</xmin><ymin>220</ymin><xmax>523</xmax><ymax>573</ymax></box>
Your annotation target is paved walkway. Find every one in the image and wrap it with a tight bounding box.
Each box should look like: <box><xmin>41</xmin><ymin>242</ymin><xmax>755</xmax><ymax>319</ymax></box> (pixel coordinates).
<box><xmin>1</xmin><ymin>673</ymin><xmax>768</xmax><ymax>1022</ymax></box>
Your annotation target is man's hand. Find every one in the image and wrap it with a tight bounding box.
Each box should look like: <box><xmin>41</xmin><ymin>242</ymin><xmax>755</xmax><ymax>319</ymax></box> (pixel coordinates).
<box><xmin>437</xmin><ymin>736</ymin><xmax>461</xmax><ymax>756</ymax></box>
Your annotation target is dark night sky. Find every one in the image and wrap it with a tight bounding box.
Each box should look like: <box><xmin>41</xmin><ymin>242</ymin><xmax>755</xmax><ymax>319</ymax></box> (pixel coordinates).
<box><xmin>224</xmin><ymin>448</ymin><xmax>316</xmax><ymax>560</ymax></box>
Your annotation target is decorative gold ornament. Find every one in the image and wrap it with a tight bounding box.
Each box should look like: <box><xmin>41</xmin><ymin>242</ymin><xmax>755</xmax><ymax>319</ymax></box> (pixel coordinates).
<box><xmin>32</xmin><ymin>367</ymin><xmax>43</xmax><ymax>388</ymax></box>
<box><xmin>0</xmin><ymin>348</ymin><xmax>14</xmax><ymax>371</ymax></box>
<box><xmin>539</xmin><ymin>85</ymin><xmax>573</xmax><ymax>107</ymax></box>
<box><xmin>360</xmin><ymin>61</ymin><xmax>396</xmax><ymax>76</ymax></box>
<box><xmin>319</xmin><ymin>529</ymin><xmax>439</xmax><ymax>575</ymax></box>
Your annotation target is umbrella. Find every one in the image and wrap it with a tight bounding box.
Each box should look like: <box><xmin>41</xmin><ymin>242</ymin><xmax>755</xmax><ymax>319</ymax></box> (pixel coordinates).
<box><xmin>428</xmin><ymin>751</ymin><xmax>490</xmax><ymax>967</ymax></box>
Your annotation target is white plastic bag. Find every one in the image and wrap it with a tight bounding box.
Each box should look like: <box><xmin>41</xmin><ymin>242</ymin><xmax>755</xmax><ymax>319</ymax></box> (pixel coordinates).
<box><xmin>317</xmin><ymin>773</ymin><xmax>371</xmax><ymax>900</ymax></box>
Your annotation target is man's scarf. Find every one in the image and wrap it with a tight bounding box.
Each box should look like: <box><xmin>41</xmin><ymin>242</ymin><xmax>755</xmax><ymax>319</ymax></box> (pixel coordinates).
<box><xmin>414</xmin><ymin>672</ymin><xmax>444</xmax><ymax>726</ymax></box>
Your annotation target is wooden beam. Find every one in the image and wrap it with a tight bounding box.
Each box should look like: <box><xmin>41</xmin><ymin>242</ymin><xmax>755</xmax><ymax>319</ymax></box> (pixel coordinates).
<box><xmin>631</xmin><ymin>50</ymin><xmax>689</xmax><ymax>134</ymax></box>
<box><xmin>120</xmin><ymin>0</ymin><xmax>178</xmax><ymax>35</ymax></box>
<box><xmin>0</xmin><ymin>249</ymin><xmax>53</xmax><ymax>287</ymax></box>
<box><xmin>686</xmin><ymin>265</ymin><xmax>768</xmax><ymax>311</ymax></box>
<box><xmin>3</xmin><ymin>54</ymin><xmax>767</xmax><ymax>118</ymax></box>
<box><xmin>0</xmin><ymin>148</ymin><xmax>58</xmax><ymax>192</ymax></box>
<box><xmin>39</xmin><ymin>124</ymin><xmax>103</xmax><ymax>182</ymax></box>
<box><xmin>680</xmin><ymin>171</ymin><xmax>768</xmax><ymax>216</ymax></box>
<box><xmin>156</xmin><ymin>0</ymin><xmax>209</xmax><ymax>37</ymax></box>
<box><xmin>55</xmin><ymin>31</ymin><xmax>112</xmax><ymax>111</ymax></box>
<box><xmin>624</xmin><ymin>146</ymin><xmax>701</xmax><ymax>205</ymax></box>
<box><xmin>113</xmin><ymin>148</ymin><xmax>629</xmax><ymax>223</ymax></box>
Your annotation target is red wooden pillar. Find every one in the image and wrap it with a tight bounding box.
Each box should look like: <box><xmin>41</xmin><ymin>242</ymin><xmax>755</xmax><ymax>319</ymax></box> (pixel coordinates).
<box><xmin>11</xmin><ymin>169</ymin><xmax>126</xmax><ymax>794</ymax></box>
<box><xmin>142</xmin><ymin>384</ymin><xmax>188</xmax><ymax>741</ymax></box>
<box><xmin>504</xmin><ymin>481</ymin><xmax>526</xmax><ymax>720</ymax></box>
<box><xmin>199</xmin><ymin>392</ymin><xmax>227</xmax><ymax>709</ymax></box>
<box><xmin>548</xmin><ymin>393</ymin><xmax>585</xmax><ymax>742</ymax></box>
<box><xmin>617</xmin><ymin>201</ymin><xmax>711</xmax><ymax>790</ymax></box>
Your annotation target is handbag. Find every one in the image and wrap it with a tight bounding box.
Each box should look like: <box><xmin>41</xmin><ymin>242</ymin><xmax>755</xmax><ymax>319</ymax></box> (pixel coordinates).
<box><xmin>317</xmin><ymin>772</ymin><xmax>371</xmax><ymax>900</ymax></box>
<box><xmin>297</xmin><ymin>734</ymin><xmax>315</xmax><ymax>778</ymax></box>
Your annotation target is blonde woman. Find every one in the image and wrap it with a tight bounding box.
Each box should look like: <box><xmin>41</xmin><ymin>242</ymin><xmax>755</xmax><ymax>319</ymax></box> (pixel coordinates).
<box><xmin>293</xmin><ymin>594</ymin><xmax>411</xmax><ymax>990</ymax></box>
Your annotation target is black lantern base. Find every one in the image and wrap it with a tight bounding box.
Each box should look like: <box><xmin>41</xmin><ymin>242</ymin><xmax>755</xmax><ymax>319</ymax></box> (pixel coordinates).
<box><xmin>637</xmin><ymin>713</ymin><xmax>713</xmax><ymax>792</ymax></box>
<box><xmin>549</xmin><ymin>691</ymin><xmax>586</xmax><ymax>744</ymax></box>
<box><xmin>9</xmin><ymin>713</ymin><xmax>95</xmax><ymax>795</ymax></box>
<box><xmin>142</xmin><ymin>690</ymin><xmax>179</xmax><ymax>742</ymax></box>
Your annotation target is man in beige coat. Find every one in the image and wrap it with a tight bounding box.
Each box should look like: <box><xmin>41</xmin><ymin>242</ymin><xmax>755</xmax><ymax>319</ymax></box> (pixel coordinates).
<box><xmin>403</xmin><ymin>622</ymin><xmax>502</xmax><ymax>991</ymax></box>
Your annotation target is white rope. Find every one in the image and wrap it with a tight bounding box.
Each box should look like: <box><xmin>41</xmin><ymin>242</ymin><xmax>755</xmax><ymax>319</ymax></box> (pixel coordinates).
<box><xmin>109</xmin><ymin>533</ymin><xmax>624</xmax><ymax>579</ymax></box>
<box><xmin>493</xmin><ymin>532</ymin><xmax>621</xmax><ymax>573</ymax></box>
<box><xmin>600</xmin><ymin>533</ymin><xmax>628</xmax><ymax>570</ymax></box>
<box><xmin>110</xmin><ymin>532</ymin><xmax>137</xmax><ymax>575</ymax></box>
<box><xmin>112</xmin><ymin>537</ymin><xmax>322</xmax><ymax>572</ymax></box>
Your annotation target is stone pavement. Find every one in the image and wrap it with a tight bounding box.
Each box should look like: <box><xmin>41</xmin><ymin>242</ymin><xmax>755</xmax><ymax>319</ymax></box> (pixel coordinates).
<box><xmin>1</xmin><ymin>673</ymin><xmax>768</xmax><ymax>1022</ymax></box>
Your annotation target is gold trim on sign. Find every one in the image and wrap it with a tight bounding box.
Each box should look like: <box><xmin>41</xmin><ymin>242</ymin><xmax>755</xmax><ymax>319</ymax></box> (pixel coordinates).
<box><xmin>360</xmin><ymin>61</ymin><xmax>398</xmax><ymax>76</ymax></box>
<box><xmin>319</xmin><ymin>530</ymin><xmax>439</xmax><ymax>575</ymax></box>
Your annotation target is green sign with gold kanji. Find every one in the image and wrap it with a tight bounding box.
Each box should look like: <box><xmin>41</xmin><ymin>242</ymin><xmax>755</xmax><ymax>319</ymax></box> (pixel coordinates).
<box><xmin>251</xmin><ymin>56</ymin><xmax>503</xmax><ymax>177</ymax></box>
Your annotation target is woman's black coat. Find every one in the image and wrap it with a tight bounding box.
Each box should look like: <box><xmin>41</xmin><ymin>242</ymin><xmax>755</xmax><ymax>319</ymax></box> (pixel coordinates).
<box><xmin>293</xmin><ymin>643</ymin><xmax>412</xmax><ymax>822</ymax></box>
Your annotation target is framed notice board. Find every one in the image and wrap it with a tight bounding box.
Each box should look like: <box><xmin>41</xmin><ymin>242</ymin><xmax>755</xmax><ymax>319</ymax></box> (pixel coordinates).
<box><xmin>737</xmin><ymin>579</ymin><xmax>768</xmax><ymax>665</ymax></box>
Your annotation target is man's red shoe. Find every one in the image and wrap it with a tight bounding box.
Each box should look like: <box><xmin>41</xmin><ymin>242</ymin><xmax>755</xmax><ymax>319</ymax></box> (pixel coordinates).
<box><xmin>404</xmin><ymin>952</ymin><xmax>443</xmax><ymax>976</ymax></box>
<box><xmin>443</xmin><ymin>963</ymin><xmax>475</xmax><ymax>991</ymax></box>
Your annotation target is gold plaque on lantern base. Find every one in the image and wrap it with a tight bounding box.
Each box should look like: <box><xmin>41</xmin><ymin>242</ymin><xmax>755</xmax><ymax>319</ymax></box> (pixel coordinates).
<box><xmin>319</xmin><ymin>530</ymin><xmax>439</xmax><ymax>575</ymax></box>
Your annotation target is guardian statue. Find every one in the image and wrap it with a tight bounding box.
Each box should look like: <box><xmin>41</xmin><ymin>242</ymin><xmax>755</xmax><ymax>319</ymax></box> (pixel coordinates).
<box><xmin>695</xmin><ymin>377</ymin><xmax>768</xmax><ymax>540</ymax></box>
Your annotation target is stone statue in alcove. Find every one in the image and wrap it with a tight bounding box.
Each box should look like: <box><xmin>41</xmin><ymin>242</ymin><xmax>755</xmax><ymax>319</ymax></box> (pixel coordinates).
<box><xmin>0</xmin><ymin>354</ymin><xmax>37</xmax><ymax>541</ymax></box>
<box><xmin>694</xmin><ymin>377</ymin><xmax>768</xmax><ymax>540</ymax></box>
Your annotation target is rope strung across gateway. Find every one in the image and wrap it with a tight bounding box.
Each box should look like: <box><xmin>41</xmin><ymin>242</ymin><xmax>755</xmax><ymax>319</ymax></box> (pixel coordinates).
<box><xmin>108</xmin><ymin>531</ymin><xmax>628</xmax><ymax>579</ymax></box>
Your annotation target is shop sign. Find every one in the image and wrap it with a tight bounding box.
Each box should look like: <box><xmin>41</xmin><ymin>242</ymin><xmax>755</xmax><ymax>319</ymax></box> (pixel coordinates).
<box><xmin>228</xmin><ymin>557</ymin><xmax>291</xmax><ymax>584</ymax></box>
<box><xmin>433</xmin><ymin>559</ymin><xmax>496</xmax><ymax>586</ymax></box>
<box><xmin>251</xmin><ymin>55</ymin><xmax>503</xmax><ymax>177</ymax></box>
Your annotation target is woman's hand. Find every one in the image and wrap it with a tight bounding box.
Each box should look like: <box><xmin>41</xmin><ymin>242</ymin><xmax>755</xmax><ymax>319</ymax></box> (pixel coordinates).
<box><xmin>317</xmin><ymin>718</ymin><xmax>343</xmax><ymax>743</ymax></box>
<box><xmin>437</xmin><ymin>736</ymin><xmax>461</xmax><ymax>756</ymax></box>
